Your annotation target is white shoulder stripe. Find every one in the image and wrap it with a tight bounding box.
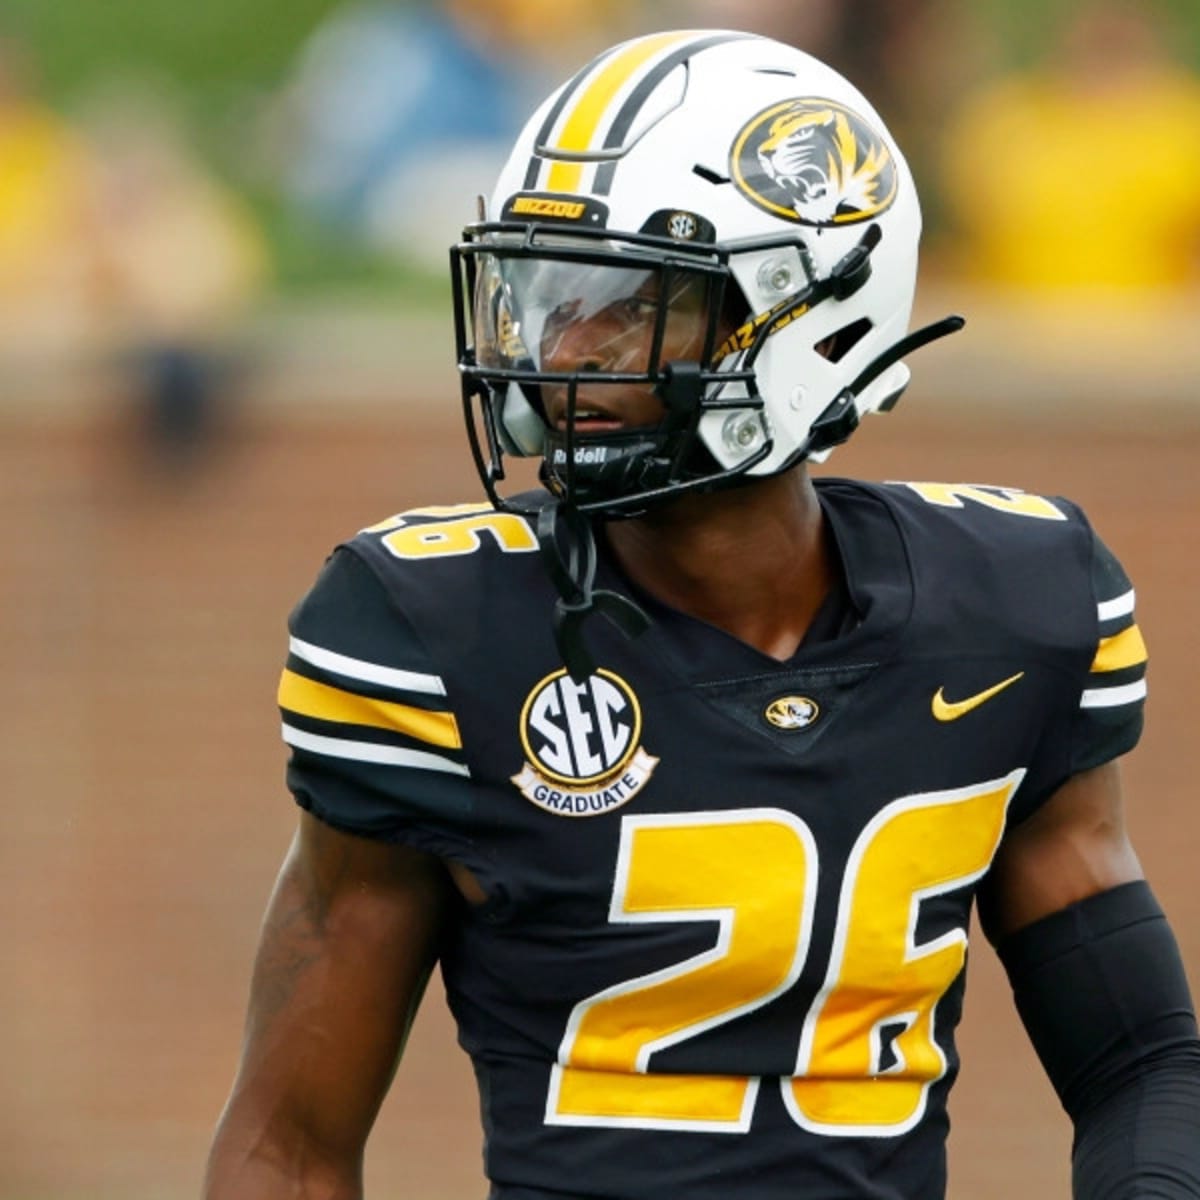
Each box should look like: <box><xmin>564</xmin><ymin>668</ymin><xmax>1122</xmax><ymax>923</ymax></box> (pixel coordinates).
<box><xmin>282</xmin><ymin>723</ymin><xmax>470</xmax><ymax>775</ymax></box>
<box><xmin>1080</xmin><ymin>680</ymin><xmax>1148</xmax><ymax>710</ymax></box>
<box><xmin>1097</xmin><ymin>589</ymin><xmax>1136</xmax><ymax>621</ymax></box>
<box><xmin>289</xmin><ymin>636</ymin><xmax>446</xmax><ymax>695</ymax></box>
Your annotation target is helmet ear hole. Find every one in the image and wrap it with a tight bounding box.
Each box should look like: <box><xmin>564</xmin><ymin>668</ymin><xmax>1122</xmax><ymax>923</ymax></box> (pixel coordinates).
<box><xmin>816</xmin><ymin>317</ymin><xmax>873</xmax><ymax>363</ymax></box>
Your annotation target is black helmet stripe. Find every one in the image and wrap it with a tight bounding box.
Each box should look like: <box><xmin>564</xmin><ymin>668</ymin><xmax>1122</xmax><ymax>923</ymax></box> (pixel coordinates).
<box><xmin>592</xmin><ymin>31</ymin><xmax>753</xmax><ymax>196</ymax></box>
<box><xmin>523</xmin><ymin>31</ymin><xmax>752</xmax><ymax>196</ymax></box>
<box><xmin>522</xmin><ymin>43</ymin><xmax>623</xmax><ymax>191</ymax></box>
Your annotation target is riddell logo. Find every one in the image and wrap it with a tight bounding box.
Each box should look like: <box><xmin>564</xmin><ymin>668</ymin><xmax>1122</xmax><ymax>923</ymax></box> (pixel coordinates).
<box><xmin>552</xmin><ymin>445</ymin><xmax>610</xmax><ymax>466</ymax></box>
<box><xmin>513</xmin><ymin>668</ymin><xmax>658</xmax><ymax>816</ymax></box>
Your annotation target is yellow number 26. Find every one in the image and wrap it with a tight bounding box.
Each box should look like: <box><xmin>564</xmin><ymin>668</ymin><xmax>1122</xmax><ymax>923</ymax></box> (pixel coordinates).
<box><xmin>546</xmin><ymin>771</ymin><xmax>1021</xmax><ymax>1138</ymax></box>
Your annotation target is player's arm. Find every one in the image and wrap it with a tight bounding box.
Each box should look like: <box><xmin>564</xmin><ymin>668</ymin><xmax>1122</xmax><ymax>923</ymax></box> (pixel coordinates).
<box><xmin>203</xmin><ymin>809</ymin><xmax>458</xmax><ymax>1200</ymax></box>
<box><xmin>978</xmin><ymin>760</ymin><xmax>1200</xmax><ymax>1198</ymax></box>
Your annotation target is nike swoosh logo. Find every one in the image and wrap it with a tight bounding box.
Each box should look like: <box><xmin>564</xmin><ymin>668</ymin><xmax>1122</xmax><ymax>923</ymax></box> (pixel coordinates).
<box><xmin>931</xmin><ymin>672</ymin><xmax>1025</xmax><ymax>722</ymax></box>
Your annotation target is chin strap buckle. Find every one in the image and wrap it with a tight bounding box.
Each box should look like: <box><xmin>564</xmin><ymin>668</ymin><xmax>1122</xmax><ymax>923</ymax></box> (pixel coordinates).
<box><xmin>830</xmin><ymin>223</ymin><xmax>883</xmax><ymax>300</ymax></box>
<box><xmin>806</xmin><ymin>390</ymin><xmax>860</xmax><ymax>455</ymax></box>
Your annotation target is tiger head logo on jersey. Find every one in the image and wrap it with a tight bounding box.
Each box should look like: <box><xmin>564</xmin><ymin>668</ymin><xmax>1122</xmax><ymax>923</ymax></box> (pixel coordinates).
<box><xmin>764</xmin><ymin>695</ymin><xmax>821</xmax><ymax>730</ymax></box>
<box><xmin>513</xmin><ymin>669</ymin><xmax>659</xmax><ymax>817</ymax></box>
<box><xmin>730</xmin><ymin>98</ymin><xmax>898</xmax><ymax>227</ymax></box>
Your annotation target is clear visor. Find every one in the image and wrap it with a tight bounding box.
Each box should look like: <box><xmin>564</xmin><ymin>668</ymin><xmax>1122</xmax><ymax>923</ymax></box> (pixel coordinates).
<box><xmin>472</xmin><ymin>254</ymin><xmax>717</xmax><ymax>376</ymax></box>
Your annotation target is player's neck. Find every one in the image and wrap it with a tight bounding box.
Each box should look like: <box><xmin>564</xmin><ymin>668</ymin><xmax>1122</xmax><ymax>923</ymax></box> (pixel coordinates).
<box><xmin>603</xmin><ymin>469</ymin><xmax>835</xmax><ymax>662</ymax></box>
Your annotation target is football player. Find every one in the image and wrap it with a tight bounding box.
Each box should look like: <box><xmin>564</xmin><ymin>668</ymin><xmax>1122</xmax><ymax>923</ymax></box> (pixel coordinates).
<box><xmin>205</xmin><ymin>30</ymin><xmax>1200</xmax><ymax>1199</ymax></box>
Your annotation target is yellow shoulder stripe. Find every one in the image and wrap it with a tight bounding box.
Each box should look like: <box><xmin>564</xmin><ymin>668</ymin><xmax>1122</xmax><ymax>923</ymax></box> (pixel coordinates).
<box><xmin>278</xmin><ymin>669</ymin><xmax>462</xmax><ymax>749</ymax></box>
<box><xmin>1090</xmin><ymin>624</ymin><xmax>1148</xmax><ymax>674</ymax></box>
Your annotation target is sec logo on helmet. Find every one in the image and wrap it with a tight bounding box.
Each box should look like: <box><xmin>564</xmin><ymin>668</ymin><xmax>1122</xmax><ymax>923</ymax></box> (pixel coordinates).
<box><xmin>730</xmin><ymin>98</ymin><xmax>898</xmax><ymax>227</ymax></box>
<box><xmin>512</xmin><ymin>668</ymin><xmax>659</xmax><ymax>817</ymax></box>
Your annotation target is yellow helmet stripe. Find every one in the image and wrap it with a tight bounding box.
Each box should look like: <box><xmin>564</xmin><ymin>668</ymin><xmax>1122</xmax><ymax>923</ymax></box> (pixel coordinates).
<box><xmin>528</xmin><ymin>31</ymin><xmax>752</xmax><ymax>196</ymax></box>
<box><xmin>544</xmin><ymin>31</ymin><xmax>696</xmax><ymax>193</ymax></box>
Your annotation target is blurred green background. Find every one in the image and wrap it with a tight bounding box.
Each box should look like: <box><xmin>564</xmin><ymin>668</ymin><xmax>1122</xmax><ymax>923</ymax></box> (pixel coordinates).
<box><xmin>5</xmin><ymin>0</ymin><xmax>1199</xmax><ymax>293</ymax></box>
<box><xmin>3</xmin><ymin>0</ymin><xmax>434</xmax><ymax>293</ymax></box>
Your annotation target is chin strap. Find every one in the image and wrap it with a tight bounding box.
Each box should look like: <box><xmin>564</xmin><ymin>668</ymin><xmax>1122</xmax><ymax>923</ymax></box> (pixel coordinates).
<box><xmin>536</xmin><ymin>503</ymin><xmax>651</xmax><ymax>682</ymax></box>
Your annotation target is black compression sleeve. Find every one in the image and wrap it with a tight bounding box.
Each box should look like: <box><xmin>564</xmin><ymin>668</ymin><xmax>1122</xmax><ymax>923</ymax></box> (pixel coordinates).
<box><xmin>996</xmin><ymin>881</ymin><xmax>1200</xmax><ymax>1198</ymax></box>
<box><xmin>1069</xmin><ymin>1046</ymin><xmax>1200</xmax><ymax>1199</ymax></box>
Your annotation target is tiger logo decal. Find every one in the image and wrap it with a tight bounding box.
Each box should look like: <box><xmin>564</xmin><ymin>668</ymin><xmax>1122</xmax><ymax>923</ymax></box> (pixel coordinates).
<box><xmin>730</xmin><ymin>98</ymin><xmax>898</xmax><ymax>227</ymax></box>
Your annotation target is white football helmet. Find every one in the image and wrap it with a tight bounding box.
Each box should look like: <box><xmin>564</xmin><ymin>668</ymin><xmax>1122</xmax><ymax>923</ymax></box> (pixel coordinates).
<box><xmin>452</xmin><ymin>29</ymin><xmax>959</xmax><ymax>516</ymax></box>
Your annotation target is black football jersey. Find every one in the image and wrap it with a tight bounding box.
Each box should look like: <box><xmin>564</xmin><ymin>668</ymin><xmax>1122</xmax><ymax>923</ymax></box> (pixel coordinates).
<box><xmin>278</xmin><ymin>479</ymin><xmax>1147</xmax><ymax>1200</ymax></box>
